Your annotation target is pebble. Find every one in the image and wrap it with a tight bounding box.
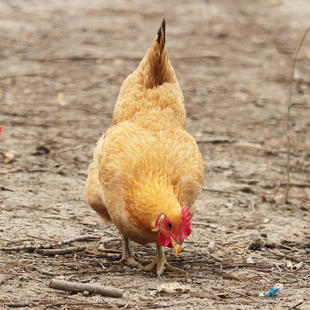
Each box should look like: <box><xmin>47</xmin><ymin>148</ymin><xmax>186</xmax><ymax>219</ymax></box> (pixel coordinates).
<box><xmin>157</xmin><ymin>283</ymin><xmax>191</xmax><ymax>294</ymax></box>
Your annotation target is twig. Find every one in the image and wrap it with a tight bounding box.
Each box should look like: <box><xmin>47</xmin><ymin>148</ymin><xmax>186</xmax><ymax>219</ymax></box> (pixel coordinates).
<box><xmin>216</xmin><ymin>271</ymin><xmax>244</xmax><ymax>281</ymax></box>
<box><xmin>1</xmin><ymin>244</ymin><xmax>52</xmax><ymax>252</ymax></box>
<box><xmin>57</xmin><ymin>235</ymin><xmax>98</xmax><ymax>246</ymax></box>
<box><xmin>0</xmin><ymin>186</ymin><xmax>14</xmax><ymax>192</ymax></box>
<box><xmin>34</xmin><ymin>267</ymin><xmax>55</xmax><ymax>277</ymax></box>
<box><xmin>97</xmin><ymin>248</ymin><xmax>122</xmax><ymax>254</ymax></box>
<box><xmin>22</xmin><ymin>53</ymin><xmax>220</xmax><ymax>63</ymax></box>
<box><xmin>64</xmin><ymin>296</ymin><xmax>120</xmax><ymax>310</ymax></box>
<box><xmin>26</xmin><ymin>167</ymin><xmax>64</xmax><ymax>174</ymax></box>
<box><xmin>26</xmin><ymin>233</ymin><xmax>53</xmax><ymax>242</ymax></box>
<box><xmin>36</xmin><ymin>246</ymin><xmax>86</xmax><ymax>256</ymax></box>
<box><xmin>0</xmin><ymin>168</ymin><xmax>24</xmax><ymax>174</ymax></box>
<box><xmin>0</xmin><ymin>237</ymin><xmax>31</xmax><ymax>244</ymax></box>
<box><xmin>206</xmin><ymin>251</ymin><xmax>222</xmax><ymax>262</ymax></box>
<box><xmin>43</xmin><ymin>301</ymin><xmax>116</xmax><ymax>309</ymax></box>
<box><xmin>266</xmin><ymin>248</ymin><xmax>308</xmax><ymax>263</ymax></box>
<box><xmin>192</xmin><ymin>221</ymin><xmax>210</xmax><ymax>227</ymax></box>
<box><xmin>288</xmin><ymin>301</ymin><xmax>303</xmax><ymax>310</ymax></box>
<box><xmin>202</xmin><ymin>187</ymin><xmax>238</xmax><ymax>195</ymax></box>
<box><xmin>0</xmin><ymin>73</ymin><xmax>54</xmax><ymax>81</ymax></box>
<box><xmin>49</xmin><ymin>279</ymin><xmax>123</xmax><ymax>298</ymax></box>
<box><xmin>1</xmin><ymin>235</ymin><xmax>97</xmax><ymax>252</ymax></box>
<box><xmin>174</xmin><ymin>53</ymin><xmax>221</xmax><ymax>60</ymax></box>
<box><xmin>5</xmin><ymin>302</ymin><xmax>32</xmax><ymax>308</ymax></box>
<box><xmin>52</xmin><ymin>144</ymin><xmax>87</xmax><ymax>154</ymax></box>
<box><xmin>196</xmin><ymin>138</ymin><xmax>232</xmax><ymax>144</ymax></box>
<box><xmin>204</xmin><ymin>185</ymin><xmax>256</xmax><ymax>195</ymax></box>
<box><xmin>281</xmin><ymin>182</ymin><xmax>310</xmax><ymax>188</ymax></box>
<box><xmin>121</xmin><ymin>299</ymin><xmax>131</xmax><ymax>309</ymax></box>
<box><xmin>285</xmin><ymin>26</ymin><xmax>310</xmax><ymax>203</ymax></box>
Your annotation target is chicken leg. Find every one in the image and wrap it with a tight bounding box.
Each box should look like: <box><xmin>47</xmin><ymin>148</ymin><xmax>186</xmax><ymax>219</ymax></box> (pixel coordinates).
<box><xmin>115</xmin><ymin>235</ymin><xmax>144</xmax><ymax>268</ymax></box>
<box><xmin>142</xmin><ymin>242</ymin><xmax>185</xmax><ymax>277</ymax></box>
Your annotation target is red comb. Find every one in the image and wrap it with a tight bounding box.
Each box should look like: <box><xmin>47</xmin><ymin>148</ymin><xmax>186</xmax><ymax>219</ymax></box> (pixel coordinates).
<box><xmin>178</xmin><ymin>206</ymin><xmax>191</xmax><ymax>242</ymax></box>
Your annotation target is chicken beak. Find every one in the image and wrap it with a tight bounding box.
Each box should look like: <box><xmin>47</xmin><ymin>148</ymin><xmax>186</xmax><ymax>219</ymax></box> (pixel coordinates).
<box><xmin>171</xmin><ymin>238</ymin><xmax>182</xmax><ymax>256</ymax></box>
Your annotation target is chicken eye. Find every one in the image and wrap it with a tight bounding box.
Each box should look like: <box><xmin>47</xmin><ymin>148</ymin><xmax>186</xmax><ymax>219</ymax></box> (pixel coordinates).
<box><xmin>167</xmin><ymin>222</ymin><xmax>172</xmax><ymax>230</ymax></box>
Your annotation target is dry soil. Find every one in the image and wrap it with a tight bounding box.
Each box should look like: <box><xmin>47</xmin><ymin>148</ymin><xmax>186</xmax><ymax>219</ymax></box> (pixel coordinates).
<box><xmin>0</xmin><ymin>0</ymin><xmax>310</xmax><ymax>309</ymax></box>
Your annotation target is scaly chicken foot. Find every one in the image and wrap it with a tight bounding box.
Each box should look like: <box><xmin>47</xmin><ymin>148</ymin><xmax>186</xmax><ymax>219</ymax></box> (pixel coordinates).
<box><xmin>142</xmin><ymin>242</ymin><xmax>185</xmax><ymax>277</ymax></box>
<box><xmin>115</xmin><ymin>235</ymin><xmax>145</xmax><ymax>268</ymax></box>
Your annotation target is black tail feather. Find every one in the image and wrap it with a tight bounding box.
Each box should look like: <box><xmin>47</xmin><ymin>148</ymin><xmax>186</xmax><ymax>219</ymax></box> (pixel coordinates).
<box><xmin>157</xmin><ymin>19</ymin><xmax>166</xmax><ymax>53</ymax></box>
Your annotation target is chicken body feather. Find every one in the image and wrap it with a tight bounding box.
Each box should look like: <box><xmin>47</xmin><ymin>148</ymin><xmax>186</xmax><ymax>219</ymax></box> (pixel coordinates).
<box><xmin>88</xmin><ymin>119</ymin><xmax>203</xmax><ymax>244</ymax></box>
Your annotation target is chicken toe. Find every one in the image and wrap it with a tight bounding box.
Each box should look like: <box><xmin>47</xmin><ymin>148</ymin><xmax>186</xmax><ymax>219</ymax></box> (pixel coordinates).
<box><xmin>115</xmin><ymin>235</ymin><xmax>144</xmax><ymax>268</ymax></box>
<box><xmin>142</xmin><ymin>243</ymin><xmax>185</xmax><ymax>277</ymax></box>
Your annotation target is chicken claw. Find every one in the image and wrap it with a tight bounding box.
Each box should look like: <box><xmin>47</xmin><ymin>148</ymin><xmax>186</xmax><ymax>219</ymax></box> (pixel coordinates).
<box><xmin>115</xmin><ymin>235</ymin><xmax>144</xmax><ymax>268</ymax></box>
<box><xmin>142</xmin><ymin>243</ymin><xmax>185</xmax><ymax>277</ymax></box>
<box><xmin>116</xmin><ymin>256</ymin><xmax>143</xmax><ymax>268</ymax></box>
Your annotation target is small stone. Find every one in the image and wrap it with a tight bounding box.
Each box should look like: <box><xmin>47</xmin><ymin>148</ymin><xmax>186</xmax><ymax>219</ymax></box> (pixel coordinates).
<box><xmin>286</xmin><ymin>261</ymin><xmax>293</xmax><ymax>269</ymax></box>
<box><xmin>157</xmin><ymin>283</ymin><xmax>191</xmax><ymax>294</ymax></box>
<box><xmin>208</xmin><ymin>241</ymin><xmax>216</xmax><ymax>250</ymax></box>
<box><xmin>246</xmin><ymin>257</ymin><xmax>254</xmax><ymax>264</ymax></box>
<box><xmin>2</xmin><ymin>152</ymin><xmax>16</xmax><ymax>164</ymax></box>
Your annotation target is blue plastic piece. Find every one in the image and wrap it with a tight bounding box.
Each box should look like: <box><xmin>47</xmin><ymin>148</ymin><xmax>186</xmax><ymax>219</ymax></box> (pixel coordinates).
<box><xmin>259</xmin><ymin>287</ymin><xmax>280</xmax><ymax>297</ymax></box>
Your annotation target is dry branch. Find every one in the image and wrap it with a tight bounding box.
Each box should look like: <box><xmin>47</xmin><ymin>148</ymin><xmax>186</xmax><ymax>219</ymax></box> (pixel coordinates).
<box><xmin>0</xmin><ymin>73</ymin><xmax>54</xmax><ymax>80</ymax></box>
<box><xmin>43</xmin><ymin>301</ymin><xmax>117</xmax><ymax>309</ymax></box>
<box><xmin>1</xmin><ymin>244</ymin><xmax>52</xmax><ymax>252</ymax></box>
<box><xmin>52</xmin><ymin>144</ymin><xmax>87</xmax><ymax>154</ymax></box>
<box><xmin>192</xmin><ymin>221</ymin><xmax>210</xmax><ymax>227</ymax></box>
<box><xmin>216</xmin><ymin>271</ymin><xmax>244</xmax><ymax>281</ymax></box>
<box><xmin>22</xmin><ymin>52</ymin><xmax>220</xmax><ymax>63</ymax></box>
<box><xmin>1</xmin><ymin>235</ymin><xmax>97</xmax><ymax>253</ymax></box>
<box><xmin>57</xmin><ymin>235</ymin><xmax>98</xmax><ymax>246</ymax></box>
<box><xmin>36</xmin><ymin>246</ymin><xmax>86</xmax><ymax>256</ymax></box>
<box><xmin>285</xmin><ymin>26</ymin><xmax>310</xmax><ymax>203</ymax></box>
<box><xmin>206</xmin><ymin>251</ymin><xmax>222</xmax><ymax>263</ymax></box>
<box><xmin>97</xmin><ymin>248</ymin><xmax>122</xmax><ymax>254</ymax></box>
<box><xmin>5</xmin><ymin>302</ymin><xmax>32</xmax><ymax>308</ymax></box>
<box><xmin>49</xmin><ymin>279</ymin><xmax>123</xmax><ymax>298</ymax></box>
<box><xmin>202</xmin><ymin>187</ymin><xmax>238</xmax><ymax>195</ymax></box>
<box><xmin>288</xmin><ymin>301</ymin><xmax>304</xmax><ymax>310</ymax></box>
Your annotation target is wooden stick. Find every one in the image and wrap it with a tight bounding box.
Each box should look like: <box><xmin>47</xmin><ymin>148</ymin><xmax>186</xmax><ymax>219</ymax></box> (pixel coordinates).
<box><xmin>36</xmin><ymin>246</ymin><xmax>85</xmax><ymax>256</ymax></box>
<box><xmin>202</xmin><ymin>187</ymin><xmax>239</xmax><ymax>195</ymax></box>
<box><xmin>217</xmin><ymin>271</ymin><xmax>244</xmax><ymax>281</ymax></box>
<box><xmin>1</xmin><ymin>235</ymin><xmax>97</xmax><ymax>252</ymax></box>
<box><xmin>43</xmin><ymin>301</ymin><xmax>117</xmax><ymax>309</ymax></box>
<box><xmin>5</xmin><ymin>302</ymin><xmax>32</xmax><ymax>308</ymax></box>
<box><xmin>57</xmin><ymin>235</ymin><xmax>98</xmax><ymax>246</ymax></box>
<box><xmin>285</xmin><ymin>26</ymin><xmax>310</xmax><ymax>203</ymax></box>
<box><xmin>192</xmin><ymin>221</ymin><xmax>210</xmax><ymax>227</ymax></box>
<box><xmin>206</xmin><ymin>251</ymin><xmax>222</xmax><ymax>263</ymax></box>
<box><xmin>0</xmin><ymin>73</ymin><xmax>54</xmax><ymax>81</ymax></box>
<box><xmin>22</xmin><ymin>53</ymin><xmax>220</xmax><ymax>63</ymax></box>
<box><xmin>52</xmin><ymin>144</ymin><xmax>87</xmax><ymax>154</ymax></box>
<box><xmin>49</xmin><ymin>279</ymin><xmax>123</xmax><ymax>298</ymax></box>
<box><xmin>1</xmin><ymin>244</ymin><xmax>52</xmax><ymax>252</ymax></box>
<box><xmin>288</xmin><ymin>301</ymin><xmax>303</xmax><ymax>310</ymax></box>
<box><xmin>97</xmin><ymin>247</ymin><xmax>122</xmax><ymax>254</ymax></box>
<box><xmin>64</xmin><ymin>296</ymin><xmax>120</xmax><ymax>310</ymax></box>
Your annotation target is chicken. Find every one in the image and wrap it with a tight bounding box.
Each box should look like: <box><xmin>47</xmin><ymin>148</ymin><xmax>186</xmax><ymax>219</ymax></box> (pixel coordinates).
<box><xmin>85</xmin><ymin>19</ymin><xmax>204</xmax><ymax>276</ymax></box>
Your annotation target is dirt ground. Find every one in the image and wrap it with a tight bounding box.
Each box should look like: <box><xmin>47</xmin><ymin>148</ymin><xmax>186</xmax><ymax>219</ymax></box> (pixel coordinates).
<box><xmin>0</xmin><ymin>0</ymin><xmax>310</xmax><ymax>309</ymax></box>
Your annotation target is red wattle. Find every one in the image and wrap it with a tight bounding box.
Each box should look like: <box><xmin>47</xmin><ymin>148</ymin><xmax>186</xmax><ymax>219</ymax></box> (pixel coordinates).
<box><xmin>157</xmin><ymin>232</ymin><xmax>173</xmax><ymax>248</ymax></box>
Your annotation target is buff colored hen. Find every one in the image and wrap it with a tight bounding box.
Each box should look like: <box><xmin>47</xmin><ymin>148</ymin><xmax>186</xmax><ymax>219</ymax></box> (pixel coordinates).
<box><xmin>85</xmin><ymin>20</ymin><xmax>204</xmax><ymax>276</ymax></box>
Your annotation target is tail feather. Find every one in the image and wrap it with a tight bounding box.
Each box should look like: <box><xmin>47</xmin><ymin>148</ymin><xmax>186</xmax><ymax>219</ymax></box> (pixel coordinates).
<box><xmin>157</xmin><ymin>19</ymin><xmax>166</xmax><ymax>55</ymax></box>
<box><xmin>113</xmin><ymin>19</ymin><xmax>185</xmax><ymax>125</ymax></box>
<box><xmin>141</xmin><ymin>18</ymin><xmax>175</xmax><ymax>89</ymax></box>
